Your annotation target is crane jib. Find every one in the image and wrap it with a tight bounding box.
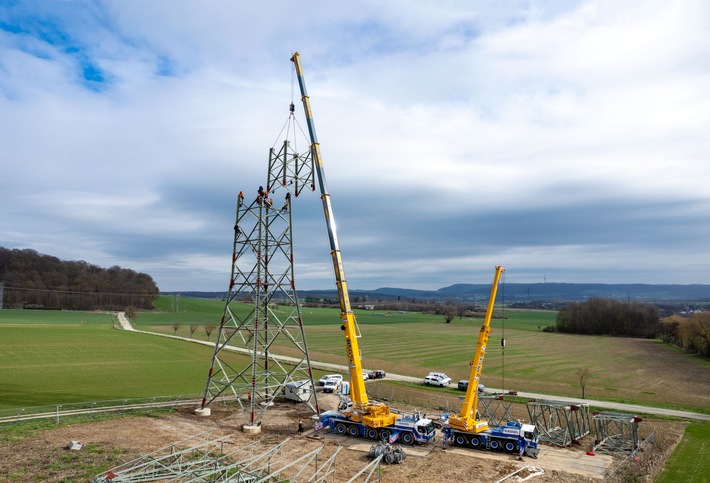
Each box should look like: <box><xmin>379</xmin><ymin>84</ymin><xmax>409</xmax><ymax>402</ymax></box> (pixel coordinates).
<box><xmin>290</xmin><ymin>52</ymin><xmax>369</xmax><ymax>407</ymax></box>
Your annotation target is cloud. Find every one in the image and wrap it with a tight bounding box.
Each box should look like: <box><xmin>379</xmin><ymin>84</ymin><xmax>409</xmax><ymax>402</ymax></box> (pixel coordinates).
<box><xmin>1</xmin><ymin>0</ymin><xmax>709</xmax><ymax>292</ymax></box>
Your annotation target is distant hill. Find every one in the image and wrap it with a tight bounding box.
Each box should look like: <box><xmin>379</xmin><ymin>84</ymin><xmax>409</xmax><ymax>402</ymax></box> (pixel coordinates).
<box><xmin>164</xmin><ymin>282</ymin><xmax>710</xmax><ymax>304</ymax></box>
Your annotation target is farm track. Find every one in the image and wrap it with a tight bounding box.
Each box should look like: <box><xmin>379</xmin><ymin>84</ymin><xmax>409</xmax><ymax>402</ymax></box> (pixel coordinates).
<box><xmin>115</xmin><ymin>313</ymin><xmax>710</xmax><ymax>422</ymax></box>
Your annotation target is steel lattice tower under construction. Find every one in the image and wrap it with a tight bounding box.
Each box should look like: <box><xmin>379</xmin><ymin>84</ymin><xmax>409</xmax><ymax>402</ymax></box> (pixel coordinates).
<box><xmin>199</xmin><ymin>93</ymin><xmax>320</xmax><ymax>425</ymax></box>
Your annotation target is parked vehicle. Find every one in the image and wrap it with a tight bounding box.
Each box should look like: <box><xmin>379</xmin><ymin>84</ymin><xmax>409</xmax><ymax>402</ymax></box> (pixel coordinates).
<box><xmin>458</xmin><ymin>380</ymin><xmax>486</xmax><ymax>392</ymax></box>
<box><xmin>323</xmin><ymin>379</ymin><xmax>341</xmax><ymax>393</ymax></box>
<box><xmin>423</xmin><ymin>373</ymin><xmax>451</xmax><ymax>387</ymax></box>
<box><xmin>291</xmin><ymin>53</ymin><xmax>431</xmax><ymax>445</ymax></box>
<box><xmin>427</xmin><ymin>372</ymin><xmax>449</xmax><ymax>379</ymax></box>
<box><xmin>368</xmin><ymin>370</ymin><xmax>386</xmax><ymax>379</ymax></box>
<box><xmin>443</xmin><ymin>266</ymin><xmax>540</xmax><ymax>458</ymax></box>
<box><xmin>319</xmin><ymin>403</ymin><xmax>436</xmax><ymax>445</ymax></box>
<box><xmin>319</xmin><ymin>374</ymin><xmax>342</xmax><ymax>386</ymax></box>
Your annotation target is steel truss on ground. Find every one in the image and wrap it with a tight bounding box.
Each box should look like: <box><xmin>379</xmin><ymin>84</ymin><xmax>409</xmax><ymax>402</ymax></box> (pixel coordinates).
<box><xmin>526</xmin><ymin>400</ymin><xmax>591</xmax><ymax>446</ymax></box>
<box><xmin>592</xmin><ymin>411</ymin><xmax>641</xmax><ymax>455</ymax></box>
<box><xmin>199</xmin><ymin>97</ymin><xmax>321</xmax><ymax>425</ymax></box>
<box><xmin>478</xmin><ymin>393</ymin><xmax>516</xmax><ymax>427</ymax></box>
<box><xmin>93</xmin><ymin>433</ymin><xmax>383</xmax><ymax>482</ymax></box>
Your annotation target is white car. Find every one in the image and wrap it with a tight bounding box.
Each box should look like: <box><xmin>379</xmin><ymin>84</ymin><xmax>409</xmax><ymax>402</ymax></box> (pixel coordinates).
<box><xmin>427</xmin><ymin>372</ymin><xmax>449</xmax><ymax>380</ymax></box>
<box><xmin>423</xmin><ymin>373</ymin><xmax>451</xmax><ymax>387</ymax></box>
<box><xmin>362</xmin><ymin>372</ymin><xmax>369</xmax><ymax>381</ymax></box>
<box><xmin>318</xmin><ymin>374</ymin><xmax>342</xmax><ymax>386</ymax></box>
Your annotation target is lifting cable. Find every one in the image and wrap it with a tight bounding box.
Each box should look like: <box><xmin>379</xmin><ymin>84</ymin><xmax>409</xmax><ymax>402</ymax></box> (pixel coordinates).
<box><xmin>500</xmin><ymin>270</ymin><xmax>506</xmax><ymax>394</ymax></box>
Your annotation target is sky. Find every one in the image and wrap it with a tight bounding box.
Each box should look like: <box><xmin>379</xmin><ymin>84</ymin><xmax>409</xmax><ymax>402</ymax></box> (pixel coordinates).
<box><xmin>1</xmin><ymin>0</ymin><xmax>709</xmax><ymax>292</ymax></box>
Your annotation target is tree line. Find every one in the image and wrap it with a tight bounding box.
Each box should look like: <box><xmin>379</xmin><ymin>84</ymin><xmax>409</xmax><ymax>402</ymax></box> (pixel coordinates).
<box><xmin>658</xmin><ymin>312</ymin><xmax>710</xmax><ymax>357</ymax></box>
<box><xmin>555</xmin><ymin>297</ymin><xmax>659</xmax><ymax>338</ymax></box>
<box><xmin>0</xmin><ymin>247</ymin><xmax>158</xmax><ymax>310</ymax></box>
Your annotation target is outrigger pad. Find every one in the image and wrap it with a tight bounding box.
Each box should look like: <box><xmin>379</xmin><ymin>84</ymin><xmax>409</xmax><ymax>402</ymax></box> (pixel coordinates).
<box><xmin>525</xmin><ymin>446</ymin><xmax>540</xmax><ymax>459</ymax></box>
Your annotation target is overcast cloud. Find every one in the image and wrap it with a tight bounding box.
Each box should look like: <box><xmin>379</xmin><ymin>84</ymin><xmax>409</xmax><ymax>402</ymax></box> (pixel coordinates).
<box><xmin>1</xmin><ymin>0</ymin><xmax>709</xmax><ymax>291</ymax></box>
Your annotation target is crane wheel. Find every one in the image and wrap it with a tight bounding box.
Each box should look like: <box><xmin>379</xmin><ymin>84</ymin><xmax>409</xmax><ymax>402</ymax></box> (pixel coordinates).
<box><xmin>335</xmin><ymin>423</ymin><xmax>347</xmax><ymax>435</ymax></box>
<box><xmin>455</xmin><ymin>435</ymin><xmax>467</xmax><ymax>446</ymax></box>
<box><xmin>504</xmin><ymin>441</ymin><xmax>516</xmax><ymax>452</ymax></box>
<box><xmin>490</xmin><ymin>439</ymin><xmax>501</xmax><ymax>450</ymax></box>
<box><xmin>347</xmin><ymin>425</ymin><xmax>359</xmax><ymax>437</ymax></box>
<box><xmin>401</xmin><ymin>432</ymin><xmax>415</xmax><ymax>445</ymax></box>
<box><xmin>366</xmin><ymin>428</ymin><xmax>378</xmax><ymax>439</ymax></box>
<box><xmin>380</xmin><ymin>430</ymin><xmax>391</xmax><ymax>442</ymax></box>
<box><xmin>470</xmin><ymin>436</ymin><xmax>481</xmax><ymax>448</ymax></box>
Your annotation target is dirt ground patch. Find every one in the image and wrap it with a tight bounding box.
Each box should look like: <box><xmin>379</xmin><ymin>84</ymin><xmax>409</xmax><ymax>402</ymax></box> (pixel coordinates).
<box><xmin>0</xmin><ymin>393</ymin><xmax>686</xmax><ymax>482</ymax></box>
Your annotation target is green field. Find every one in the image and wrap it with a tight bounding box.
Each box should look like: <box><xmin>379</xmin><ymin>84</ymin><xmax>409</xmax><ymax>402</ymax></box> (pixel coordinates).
<box><xmin>2</xmin><ymin>297</ymin><xmax>709</xmax><ymax>415</ymax></box>
<box><xmin>0</xmin><ymin>309</ymin><xmax>250</xmax><ymax>410</ymax></box>
<box><xmin>655</xmin><ymin>422</ymin><xmax>710</xmax><ymax>482</ymax></box>
<box><xmin>137</xmin><ymin>297</ymin><xmax>710</xmax><ymax>414</ymax></box>
<box><xmin>2</xmin><ymin>296</ymin><xmax>709</xmax><ymax>483</ymax></box>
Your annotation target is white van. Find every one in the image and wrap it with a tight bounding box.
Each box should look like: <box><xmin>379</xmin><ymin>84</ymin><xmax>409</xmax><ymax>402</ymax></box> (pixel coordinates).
<box><xmin>318</xmin><ymin>374</ymin><xmax>343</xmax><ymax>386</ymax></box>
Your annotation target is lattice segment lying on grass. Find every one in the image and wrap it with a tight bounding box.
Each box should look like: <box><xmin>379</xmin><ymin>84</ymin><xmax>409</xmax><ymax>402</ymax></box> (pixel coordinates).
<box><xmin>526</xmin><ymin>400</ymin><xmax>591</xmax><ymax>447</ymax></box>
<box><xmin>592</xmin><ymin>411</ymin><xmax>641</xmax><ymax>455</ymax></box>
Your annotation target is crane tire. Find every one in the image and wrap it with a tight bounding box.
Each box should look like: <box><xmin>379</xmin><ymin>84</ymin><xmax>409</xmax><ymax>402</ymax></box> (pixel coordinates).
<box><xmin>380</xmin><ymin>430</ymin><xmax>391</xmax><ymax>442</ymax></box>
<box><xmin>470</xmin><ymin>436</ymin><xmax>481</xmax><ymax>448</ymax></box>
<box><xmin>505</xmin><ymin>441</ymin><xmax>516</xmax><ymax>452</ymax></box>
<box><xmin>348</xmin><ymin>425</ymin><xmax>359</xmax><ymax>437</ymax></box>
<box><xmin>455</xmin><ymin>435</ymin><xmax>467</xmax><ymax>446</ymax></box>
<box><xmin>335</xmin><ymin>423</ymin><xmax>347</xmax><ymax>435</ymax></box>
<box><xmin>401</xmin><ymin>432</ymin><xmax>415</xmax><ymax>445</ymax></box>
<box><xmin>366</xmin><ymin>428</ymin><xmax>378</xmax><ymax>439</ymax></box>
<box><xmin>490</xmin><ymin>439</ymin><xmax>500</xmax><ymax>450</ymax></box>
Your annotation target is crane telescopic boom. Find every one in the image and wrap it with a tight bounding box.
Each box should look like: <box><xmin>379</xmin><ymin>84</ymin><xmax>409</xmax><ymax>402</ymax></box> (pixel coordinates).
<box><xmin>290</xmin><ymin>52</ymin><xmax>396</xmax><ymax>427</ymax></box>
<box><xmin>448</xmin><ymin>265</ymin><xmax>505</xmax><ymax>434</ymax></box>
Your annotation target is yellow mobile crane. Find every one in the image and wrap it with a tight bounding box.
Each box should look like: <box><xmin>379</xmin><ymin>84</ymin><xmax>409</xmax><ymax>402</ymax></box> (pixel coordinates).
<box><xmin>444</xmin><ymin>265</ymin><xmax>539</xmax><ymax>457</ymax></box>
<box><xmin>291</xmin><ymin>52</ymin><xmax>435</xmax><ymax>444</ymax></box>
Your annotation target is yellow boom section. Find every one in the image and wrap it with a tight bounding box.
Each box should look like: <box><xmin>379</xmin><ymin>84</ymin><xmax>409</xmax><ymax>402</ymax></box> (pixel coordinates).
<box><xmin>448</xmin><ymin>265</ymin><xmax>505</xmax><ymax>434</ymax></box>
<box><xmin>290</xmin><ymin>53</ymin><xmax>386</xmax><ymax>422</ymax></box>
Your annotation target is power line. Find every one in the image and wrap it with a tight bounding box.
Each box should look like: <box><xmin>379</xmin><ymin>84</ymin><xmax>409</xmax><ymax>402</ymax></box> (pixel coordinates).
<box><xmin>1</xmin><ymin>285</ymin><xmax>153</xmax><ymax>297</ymax></box>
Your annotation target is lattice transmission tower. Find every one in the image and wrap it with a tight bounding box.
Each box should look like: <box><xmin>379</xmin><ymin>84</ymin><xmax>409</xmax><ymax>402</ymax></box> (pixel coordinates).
<box><xmin>199</xmin><ymin>92</ymin><xmax>321</xmax><ymax>425</ymax></box>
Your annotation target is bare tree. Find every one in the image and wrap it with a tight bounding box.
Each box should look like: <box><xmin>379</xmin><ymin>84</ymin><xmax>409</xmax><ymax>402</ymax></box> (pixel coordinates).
<box><xmin>124</xmin><ymin>305</ymin><xmax>138</xmax><ymax>321</ymax></box>
<box><xmin>205</xmin><ymin>323</ymin><xmax>216</xmax><ymax>340</ymax></box>
<box><xmin>443</xmin><ymin>304</ymin><xmax>458</xmax><ymax>324</ymax></box>
<box><xmin>172</xmin><ymin>321</ymin><xmax>181</xmax><ymax>335</ymax></box>
<box><xmin>189</xmin><ymin>324</ymin><xmax>199</xmax><ymax>337</ymax></box>
<box><xmin>576</xmin><ymin>367</ymin><xmax>591</xmax><ymax>399</ymax></box>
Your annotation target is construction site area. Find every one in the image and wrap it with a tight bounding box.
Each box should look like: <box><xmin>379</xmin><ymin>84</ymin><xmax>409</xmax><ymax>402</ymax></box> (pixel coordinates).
<box><xmin>0</xmin><ymin>388</ymin><xmax>687</xmax><ymax>482</ymax></box>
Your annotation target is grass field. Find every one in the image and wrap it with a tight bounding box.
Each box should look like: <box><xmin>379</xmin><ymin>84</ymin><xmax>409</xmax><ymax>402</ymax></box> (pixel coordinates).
<box><xmin>655</xmin><ymin>422</ymin><xmax>710</xmax><ymax>482</ymax></box>
<box><xmin>137</xmin><ymin>297</ymin><xmax>710</xmax><ymax>414</ymax></box>
<box><xmin>2</xmin><ymin>297</ymin><xmax>709</xmax><ymax>415</ymax></box>
<box><xmin>0</xmin><ymin>309</ymin><xmax>251</xmax><ymax>410</ymax></box>
<box><xmin>1</xmin><ymin>297</ymin><xmax>708</xmax><ymax>483</ymax></box>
